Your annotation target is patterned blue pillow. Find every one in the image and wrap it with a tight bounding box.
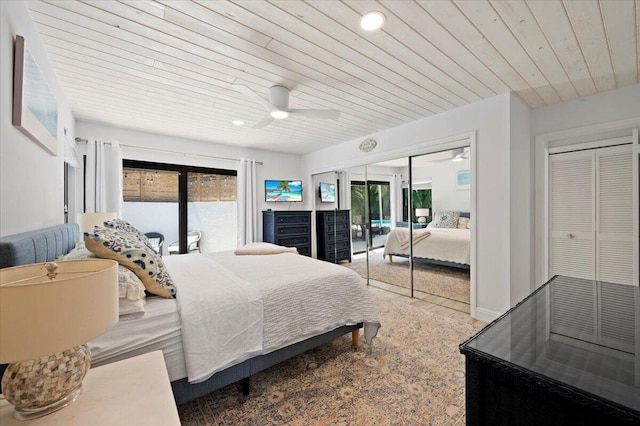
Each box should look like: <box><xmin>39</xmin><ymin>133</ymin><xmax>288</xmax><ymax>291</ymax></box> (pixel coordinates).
<box><xmin>85</xmin><ymin>227</ymin><xmax>176</xmax><ymax>299</ymax></box>
<box><xmin>103</xmin><ymin>219</ymin><xmax>153</xmax><ymax>248</ymax></box>
<box><xmin>430</xmin><ymin>210</ymin><xmax>460</xmax><ymax>229</ymax></box>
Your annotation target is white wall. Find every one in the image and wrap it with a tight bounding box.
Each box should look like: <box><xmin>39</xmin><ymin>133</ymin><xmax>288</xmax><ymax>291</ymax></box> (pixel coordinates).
<box><xmin>401</xmin><ymin>159</ymin><xmax>471</xmax><ymax>213</ymax></box>
<box><xmin>509</xmin><ymin>93</ymin><xmax>533</xmax><ymax>306</ymax></box>
<box><xmin>75</xmin><ymin>121</ymin><xmax>304</xmax><ymax>239</ymax></box>
<box><xmin>0</xmin><ymin>1</ymin><xmax>75</xmax><ymax>236</ymax></box>
<box><xmin>303</xmin><ymin>94</ymin><xmax>514</xmax><ymax>321</ymax></box>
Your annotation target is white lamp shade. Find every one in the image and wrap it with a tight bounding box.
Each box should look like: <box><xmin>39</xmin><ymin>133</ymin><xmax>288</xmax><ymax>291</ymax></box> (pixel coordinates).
<box><xmin>415</xmin><ymin>208</ymin><xmax>430</xmax><ymax>217</ymax></box>
<box><xmin>0</xmin><ymin>259</ymin><xmax>119</xmax><ymax>363</ymax></box>
<box><xmin>77</xmin><ymin>212</ymin><xmax>117</xmax><ymax>234</ymax></box>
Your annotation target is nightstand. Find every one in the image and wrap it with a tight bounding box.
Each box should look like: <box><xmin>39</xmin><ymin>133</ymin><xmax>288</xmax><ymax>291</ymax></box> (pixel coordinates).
<box><xmin>0</xmin><ymin>351</ymin><xmax>180</xmax><ymax>425</ymax></box>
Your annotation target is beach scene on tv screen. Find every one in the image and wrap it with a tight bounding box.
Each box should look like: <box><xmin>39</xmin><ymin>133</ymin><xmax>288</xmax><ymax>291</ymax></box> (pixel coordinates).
<box><xmin>266</xmin><ymin>180</ymin><xmax>302</xmax><ymax>202</ymax></box>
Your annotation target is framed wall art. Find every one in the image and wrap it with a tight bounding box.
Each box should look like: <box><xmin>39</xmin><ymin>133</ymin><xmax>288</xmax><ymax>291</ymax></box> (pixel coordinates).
<box><xmin>457</xmin><ymin>170</ymin><xmax>470</xmax><ymax>190</ymax></box>
<box><xmin>13</xmin><ymin>35</ymin><xmax>58</xmax><ymax>155</ymax></box>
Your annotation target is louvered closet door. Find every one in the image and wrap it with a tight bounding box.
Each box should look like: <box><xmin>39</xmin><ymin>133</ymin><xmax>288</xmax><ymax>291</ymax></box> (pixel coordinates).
<box><xmin>597</xmin><ymin>145</ymin><xmax>633</xmax><ymax>285</ymax></box>
<box><xmin>549</xmin><ymin>151</ymin><xmax>595</xmax><ymax>280</ymax></box>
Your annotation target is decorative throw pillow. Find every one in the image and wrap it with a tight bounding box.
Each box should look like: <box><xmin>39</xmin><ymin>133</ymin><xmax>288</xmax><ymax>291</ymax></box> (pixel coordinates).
<box><xmin>60</xmin><ymin>246</ymin><xmax>147</xmax><ymax>315</ymax></box>
<box><xmin>102</xmin><ymin>219</ymin><xmax>153</xmax><ymax>248</ymax></box>
<box><xmin>85</xmin><ymin>227</ymin><xmax>177</xmax><ymax>299</ymax></box>
<box><xmin>457</xmin><ymin>217</ymin><xmax>470</xmax><ymax>229</ymax></box>
<box><xmin>430</xmin><ymin>210</ymin><xmax>460</xmax><ymax>229</ymax></box>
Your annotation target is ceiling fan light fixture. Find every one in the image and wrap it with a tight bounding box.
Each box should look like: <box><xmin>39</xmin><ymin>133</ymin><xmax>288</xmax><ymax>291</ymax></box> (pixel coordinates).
<box><xmin>360</xmin><ymin>11</ymin><xmax>385</xmax><ymax>31</ymax></box>
<box><xmin>270</xmin><ymin>110</ymin><xmax>289</xmax><ymax>119</ymax></box>
<box><xmin>452</xmin><ymin>153</ymin><xmax>464</xmax><ymax>162</ymax></box>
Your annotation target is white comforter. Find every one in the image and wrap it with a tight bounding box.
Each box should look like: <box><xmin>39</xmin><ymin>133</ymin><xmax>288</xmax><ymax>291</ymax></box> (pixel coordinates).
<box><xmin>163</xmin><ymin>252</ymin><xmax>380</xmax><ymax>384</ymax></box>
<box><xmin>383</xmin><ymin>228</ymin><xmax>471</xmax><ymax>265</ymax></box>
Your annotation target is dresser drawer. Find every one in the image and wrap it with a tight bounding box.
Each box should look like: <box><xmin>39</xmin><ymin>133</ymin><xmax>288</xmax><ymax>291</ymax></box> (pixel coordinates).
<box><xmin>276</xmin><ymin>224</ymin><xmax>310</xmax><ymax>236</ymax></box>
<box><xmin>326</xmin><ymin>222</ymin><xmax>350</xmax><ymax>234</ymax></box>
<box><xmin>275</xmin><ymin>213</ymin><xmax>310</xmax><ymax>225</ymax></box>
<box><xmin>277</xmin><ymin>235</ymin><xmax>310</xmax><ymax>247</ymax></box>
<box><xmin>327</xmin><ymin>239</ymin><xmax>351</xmax><ymax>252</ymax></box>
<box><xmin>324</xmin><ymin>212</ymin><xmax>349</xmax><ymax>225</ymax></box>
<box><xmin>326</xmin><ymin>249</ymin><xmax>351</xmax><ymax>263</ymax></box>
<box><xmin>325</xmin><ymin>230</ymin><xmax>350</xmax><ymax>243</ymax></box>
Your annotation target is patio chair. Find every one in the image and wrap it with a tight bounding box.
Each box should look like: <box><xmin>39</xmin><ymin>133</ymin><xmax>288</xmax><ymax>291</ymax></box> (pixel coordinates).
<box><xmin>168</xmin><ymin>231</ymin><xmax>202</xmax><ymax>255</ymax></box>
<box><xmin>144</xmin><ymin>232</ymin><xmax>164</xmax><ymax>255</ymax></box>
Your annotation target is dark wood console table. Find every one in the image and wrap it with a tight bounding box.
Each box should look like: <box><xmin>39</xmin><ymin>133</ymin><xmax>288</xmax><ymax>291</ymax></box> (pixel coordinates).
<box><xmin>460</xmin><ymin>275</ymin><xmax>639</xmax><ymax>425</ymax></box>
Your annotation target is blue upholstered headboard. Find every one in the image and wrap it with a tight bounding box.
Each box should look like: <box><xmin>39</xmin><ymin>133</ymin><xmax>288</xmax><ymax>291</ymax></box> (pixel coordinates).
<box><xmin>0</xmin><ymin>224</ymin><xmax>79</xmax><ymax>268</ymax></box>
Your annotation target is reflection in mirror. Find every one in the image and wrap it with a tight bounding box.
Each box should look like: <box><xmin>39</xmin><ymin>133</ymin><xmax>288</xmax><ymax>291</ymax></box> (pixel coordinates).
<box><xmin>312</xmin><ymin>171</ymin><xmax>351</xmax><ymax>264</ymax></box>
<box><xmin>312</xmin><ymin>146</ymin><xmax>472</xmax><ymax>316</ymax></box>
<box><xmin>407</xmin><ymin>149</ymin><xmax>471</xmax><ymax>313</ymax></box>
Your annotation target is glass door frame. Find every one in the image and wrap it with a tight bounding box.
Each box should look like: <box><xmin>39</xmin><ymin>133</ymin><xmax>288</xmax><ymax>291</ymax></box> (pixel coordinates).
<box><xmin>123</xmin><ymin>160</ymin><xmax>236</xmax><ymax>254</ymax></box>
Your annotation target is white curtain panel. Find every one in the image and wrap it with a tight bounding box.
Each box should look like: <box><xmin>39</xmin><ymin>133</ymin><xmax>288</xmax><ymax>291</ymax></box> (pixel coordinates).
<box><xmin>237</xmin><ymin>158</ymin><xmax>258</xmax><ymax>247</ymax></box>
<box><xmin>63</xmin><ymin>134</ymin><xmax>81</xmax><ymax>168</ymax></box>
<box><xmin>337</xmin><ymin>170</ymin><xmax>351</xmax><ymax>211</ymax></box>
<box><xmin>85</xmin><ymin>138</ymin><xmax>123</xmax><ymax>217</ymax></box>
<box><xmin>390</xmin><ymin>173</ymin><xmax>403</xmax><ymax>227</ymax></box>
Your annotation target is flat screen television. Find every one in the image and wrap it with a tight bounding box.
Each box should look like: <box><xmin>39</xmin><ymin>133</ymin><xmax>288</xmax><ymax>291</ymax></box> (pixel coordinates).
<box><xmin>265</xmin><ymin>180</ymin><xmax>303</xmax><ymax>202</ymax></box>
<box><xmin>319</xmin><ymin>182</ymin><xmax>336</xmax><ymax>203</ymax></box>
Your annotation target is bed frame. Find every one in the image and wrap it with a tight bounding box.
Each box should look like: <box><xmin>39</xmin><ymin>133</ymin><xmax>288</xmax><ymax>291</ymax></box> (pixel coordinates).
<box><xmin>0</xmin><ymin>224</ymin><xmax>362</xmax><ymax>405</ymax></box>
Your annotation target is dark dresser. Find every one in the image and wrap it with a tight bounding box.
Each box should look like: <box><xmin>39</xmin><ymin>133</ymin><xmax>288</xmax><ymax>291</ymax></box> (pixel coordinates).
<box><xmin>262</xmin><ymin>210</ymin><xmax>311</xmax><ymax>256</ymax></box>
<box><xmin>316</xmin><ymin>210</ymin><xmax>351</xmax><ymax>263</ymax></box>
<box><xmin>460</xmin><ymin>275</ymin><xmax>639</xmax><ymax>425</ymax></box>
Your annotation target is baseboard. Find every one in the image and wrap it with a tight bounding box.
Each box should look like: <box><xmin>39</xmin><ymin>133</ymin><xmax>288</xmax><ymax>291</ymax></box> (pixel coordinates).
<box><xmin>474</xmin><ymin>307</ymin><xmax>502</xmax><ymax>324</ymax></box>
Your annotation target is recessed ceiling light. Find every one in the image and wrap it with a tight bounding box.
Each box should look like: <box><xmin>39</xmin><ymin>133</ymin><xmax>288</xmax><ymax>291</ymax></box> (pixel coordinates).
<box><xmin>270</xmin><ymin>110</ymin><xmax>289</xmax><ymax>119</ymax></box>
<box><xmin>232</xmin><ymin>120</ymin><xmax>244</xmax><ymax>126</ymax></box>
<box><xmin>360</xmin><ymin>11</ymin><xmax>385</xmax><ymax>31</ymax></box>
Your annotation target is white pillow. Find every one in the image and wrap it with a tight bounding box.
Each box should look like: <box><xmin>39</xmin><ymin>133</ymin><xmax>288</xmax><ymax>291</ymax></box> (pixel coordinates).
<box><xmin>457</xmin><ymin>217</ymin><xmax>470</xmax><ymax>229</ymax></box>
<box><xmin>234</xmin><ymin>242</ymin><xmax>298</xmax><ymax>255</ymax></box>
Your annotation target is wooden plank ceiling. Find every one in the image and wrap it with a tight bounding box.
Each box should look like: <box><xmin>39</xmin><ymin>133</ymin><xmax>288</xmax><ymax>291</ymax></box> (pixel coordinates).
<box><xmin>26</xmin><ymin>0</ymin><xmax>639</xmax><ymax>155</ymax></box>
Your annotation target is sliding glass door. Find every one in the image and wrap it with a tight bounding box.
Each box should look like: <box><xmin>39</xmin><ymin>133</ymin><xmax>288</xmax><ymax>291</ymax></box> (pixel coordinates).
<box><xmin>350</xmin><ymin>180</ymin><xmax>391</xmax><ymax>253</ymax></box>
<box><xmin>187</xmin><ymin>172</ymin><xmax>237</xmax><ymax>254</ymax></box>
<box><xmin>123</xmin><ymin>160</ymin><xmax>237</xmax><ymax>255</ymax></box>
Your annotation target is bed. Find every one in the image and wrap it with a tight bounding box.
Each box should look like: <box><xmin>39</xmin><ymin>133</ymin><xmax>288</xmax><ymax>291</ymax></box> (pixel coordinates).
<box><xmin>382</xmin><ymin>213</ymin><xmax>471</xmax><ymax>269</ymax></box>
<box><xmin>0</xmin><ymin>224</ymin><xmax>381</xmax><ymax>405</ymax></box>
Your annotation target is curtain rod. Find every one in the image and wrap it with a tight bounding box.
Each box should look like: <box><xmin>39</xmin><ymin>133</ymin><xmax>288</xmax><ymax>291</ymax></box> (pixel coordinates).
<box><xmin>75</xmin><ymin>137</ymin><xmax>263</xmax><ymax>165</ymax></box>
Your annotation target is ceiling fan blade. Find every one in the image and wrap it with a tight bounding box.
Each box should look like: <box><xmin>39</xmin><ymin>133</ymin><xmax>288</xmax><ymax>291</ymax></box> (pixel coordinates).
<box><xmin>252</xmin><ymin>115</ymin><xmax>274</xmax><ymax>129</ymax></box>
<box><xmin>232</xmin><ymin>84</ymin><xmax>276</xmax><ymax>112</ymax></box>
<box><xmin>288</xmin><ymin>109</ymin><xmax>341</xmax><ymax>119</ymax></box>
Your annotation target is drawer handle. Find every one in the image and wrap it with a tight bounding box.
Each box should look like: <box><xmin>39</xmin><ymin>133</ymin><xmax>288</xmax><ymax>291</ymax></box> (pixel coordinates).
<box><xmin>567</xmin><ymin>233</ymin><xmax>574</xmax><ymax>239</ymax></box>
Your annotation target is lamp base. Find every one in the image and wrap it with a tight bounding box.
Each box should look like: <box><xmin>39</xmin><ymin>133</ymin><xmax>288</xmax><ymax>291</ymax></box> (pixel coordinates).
<box><xmin>1</xmin><ymin>345</ymin><xmax>91</xmax><ymax>421</ymax></box>
<box><xmin>12</xmin><ymin>386</ymin><xmax>83</xmax><ymax>420</ymax></box>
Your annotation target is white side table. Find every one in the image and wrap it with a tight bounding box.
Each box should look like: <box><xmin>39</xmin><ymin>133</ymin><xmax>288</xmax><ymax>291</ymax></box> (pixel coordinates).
<box><xmin>0</xmin><ymin>351</ymin><xmax>180</xmax><ymax>425</ymax></box>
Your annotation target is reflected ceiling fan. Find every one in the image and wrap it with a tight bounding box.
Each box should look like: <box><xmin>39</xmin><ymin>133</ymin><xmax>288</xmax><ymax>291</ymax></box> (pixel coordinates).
<box><xmin>232</xmin><ymin>84</ymin><xmax>341</xmax><ymax>128</ymax></box>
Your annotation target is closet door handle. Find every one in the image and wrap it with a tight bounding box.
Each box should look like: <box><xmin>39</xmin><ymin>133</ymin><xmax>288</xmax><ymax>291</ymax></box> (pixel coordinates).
<box><xmin>567</xmin><ymin>233</ymin><xmax>574</xmax><ymax>239</ymax></box>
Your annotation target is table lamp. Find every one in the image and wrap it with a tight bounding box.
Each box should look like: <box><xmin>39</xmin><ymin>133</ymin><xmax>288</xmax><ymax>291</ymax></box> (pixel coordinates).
<box><xmin>76</xmin><ymin>212</ymin><xmax>117</xmax><ymax>235</ymax></box>
<box><xmin>415</xmin><ymin>208</ymin><xmax>430</xmax><ymax>225</ymax></box>
<box><xmin>0</xmin><ymin>259</ymin><xmax>118</xmax><ymax>420</ymax></box>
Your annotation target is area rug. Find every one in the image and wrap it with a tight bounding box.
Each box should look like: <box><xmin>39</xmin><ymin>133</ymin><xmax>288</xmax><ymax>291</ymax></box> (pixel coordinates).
<box><xmin>343</xmin><ymin>253</ymin><xmax>470</xmax><ymax>304</ymax></box>
<box><xmin>178</xmin><ymin>293</ymin><xmax>485</xmax><ymax>425</ymax></box>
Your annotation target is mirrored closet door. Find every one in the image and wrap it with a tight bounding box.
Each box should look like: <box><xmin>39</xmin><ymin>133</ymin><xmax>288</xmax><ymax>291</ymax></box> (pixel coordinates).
<box><xmin>311</xmin><ymin>145</ymin><xmax>472</xmax><ymax>314</ymax></box>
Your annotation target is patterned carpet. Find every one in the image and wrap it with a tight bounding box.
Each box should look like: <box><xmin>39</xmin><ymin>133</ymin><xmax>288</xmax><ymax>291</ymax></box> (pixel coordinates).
<box><xmin>178</xmin><ymin>292</ymin><xmax>484</xmax><ymax>425</ymax></box>
<box><xmin>343</xmin><ymin>252</ymin><xmax>470</xmax><ymax>304</ymax></box>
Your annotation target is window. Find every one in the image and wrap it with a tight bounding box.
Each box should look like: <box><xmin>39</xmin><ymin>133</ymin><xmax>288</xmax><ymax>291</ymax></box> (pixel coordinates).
<box><xmin>122</xmin><ymin>160</ymin><xmax>237</xmax><ymax>254</ymax></box>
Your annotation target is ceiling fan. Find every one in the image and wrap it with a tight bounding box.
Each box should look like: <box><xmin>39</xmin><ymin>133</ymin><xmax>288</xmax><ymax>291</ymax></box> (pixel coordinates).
<box><xmin>232</xmin><ymin>84</ymin><xmax>341</xmax><ymax>128</ymax></box>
